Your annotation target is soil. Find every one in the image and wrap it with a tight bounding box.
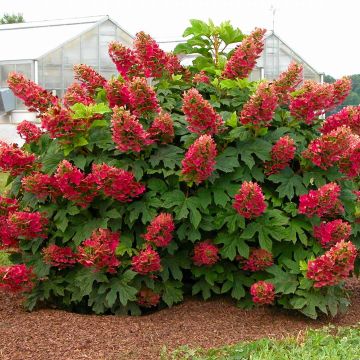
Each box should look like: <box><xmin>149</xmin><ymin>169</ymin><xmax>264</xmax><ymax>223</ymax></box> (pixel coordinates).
<box><xmin>1</xmin><ymin>280</ymin><xmax>360</xmax><ymax>360</ymax></box>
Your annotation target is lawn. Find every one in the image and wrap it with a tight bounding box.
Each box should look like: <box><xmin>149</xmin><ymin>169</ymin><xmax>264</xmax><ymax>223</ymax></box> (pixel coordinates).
<box><xmin>166</xmin><ymin>325</ymin><xmax>360</xmax><ymax>360</ymax></box>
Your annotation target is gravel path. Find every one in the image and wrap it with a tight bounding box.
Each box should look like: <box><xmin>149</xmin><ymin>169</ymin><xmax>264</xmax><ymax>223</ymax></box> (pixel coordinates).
<box><xmin>1</xmin><ymin>280</ymin><xmax>360</xmax><ymax>360</ymax></box>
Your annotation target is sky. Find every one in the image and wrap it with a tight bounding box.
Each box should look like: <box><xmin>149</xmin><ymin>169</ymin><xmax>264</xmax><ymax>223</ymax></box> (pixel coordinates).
<box><xmin>0</xmin><ymin>0</ymin><xmax>359</xmax><ymax>78</ymax></box>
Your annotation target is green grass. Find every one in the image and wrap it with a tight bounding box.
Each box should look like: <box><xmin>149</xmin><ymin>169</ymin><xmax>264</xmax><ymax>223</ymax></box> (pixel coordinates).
<box><xmin>163</xmin><ymin>325</ymin><xmax>360</xmax><ymax>360</ymax></box>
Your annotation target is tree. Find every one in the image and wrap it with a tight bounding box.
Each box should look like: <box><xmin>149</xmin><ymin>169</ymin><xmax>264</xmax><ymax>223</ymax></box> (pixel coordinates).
<box><xmin>0</xmin><ymin>13</ymin><xmax>24</xmax><ymax>25</ymax></box>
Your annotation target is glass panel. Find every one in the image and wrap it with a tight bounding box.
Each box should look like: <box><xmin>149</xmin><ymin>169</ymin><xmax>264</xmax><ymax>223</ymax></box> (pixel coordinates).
<box><xmin>100</xmin><ymin>21</ymin><xmax>117</xmax><ymax>68</ymax></box>
<box><xmin>81</xmin><ymin>27</ymin><xmax>98</xmax><ymax>66</ymax></box>
<box><xmin>0</xmin><ymin>64</ymin><xmax>15</xmax><ymax>87</ymax></box>
<box><xmin>100</xmin><ymin>67</ymin><xmax>116</xmax><ymax>80</ymax></box>
<box><xmin>63</xmin><ymin>37</ymin><xmax>81</xmax><ymax>66</ymax></box>
<box><xmin>64</xmin><ymin>68</ymin><xmax>76</xmax><ymax>88</ymax></box>
<box><xmin>43</xmin><ymin>67</ymin><xmax>62</xmax><ymax>89</ymax></box>
<box><xmin>15</xmin><ymin>63</ymin><xmax>32</xmax><ymax>80</ymax></box>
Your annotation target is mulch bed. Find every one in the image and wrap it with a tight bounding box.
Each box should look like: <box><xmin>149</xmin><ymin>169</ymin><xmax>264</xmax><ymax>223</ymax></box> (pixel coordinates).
<box><xmin>1</xmin><ymin>280</ymin><xmax>360</xmax><ymax>360</ymax></box>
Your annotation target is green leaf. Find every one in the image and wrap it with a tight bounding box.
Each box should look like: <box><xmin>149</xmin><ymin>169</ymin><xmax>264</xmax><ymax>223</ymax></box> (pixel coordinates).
<box><xmin>266</xmin><ymin>265</ymin><xmax>298</xmax><ymax>294</ymax></box>
<box><xmin>226</xmin><ymin>112</ymin><xmax>238</xmax><ymax>128</ymax></box>
<box><xmin>215</xmin><ymin>146</ymin><xmax>239</xmax><ymax>173</ymax></box>
<box><xmin>215</xmin><ymin>232</ymin><xmax>249</xmax><ymax>260</ymax></box>
<box><xmin>105</xmin><ymin>275</ymin><xmax>137</xmax><ymax>307</ymax></box>
<box><xmin>183</xmin><ymin>19</ymin><xmax>211</xmax><ymax>37</ymax></box>
<box><xmin>162</xmin><ymin>281</ymin><xmax>183</xmax><ymax>307</ymax></box>
<box><xmin>238</xmin><ymin>138</ymin><xmax>272</xmax><ymax>169</ymax></box>
<box><xmin>268</xmin><ymin>168</ymin><xmax>307</xmax><ymax>200</ymax></box>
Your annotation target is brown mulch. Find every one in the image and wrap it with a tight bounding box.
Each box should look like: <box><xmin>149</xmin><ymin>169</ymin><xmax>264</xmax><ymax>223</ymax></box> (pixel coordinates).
<box><xmin>1</xmin><ymin>281</ymin><xmax>360</xmax><ymax>360</ymax></box>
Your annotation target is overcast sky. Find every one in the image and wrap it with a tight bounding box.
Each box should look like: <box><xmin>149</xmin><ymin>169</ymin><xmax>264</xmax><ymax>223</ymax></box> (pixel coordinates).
<box><xmin>1</xmin><ymin>0</ymin><xmax>359</xmax><ymax>78</ymax></box>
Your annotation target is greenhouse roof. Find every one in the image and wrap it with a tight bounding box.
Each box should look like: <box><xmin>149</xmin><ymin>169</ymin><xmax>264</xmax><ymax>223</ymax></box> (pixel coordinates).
<box><xmin>0</xmin><ymin>15</ymin><xmax>134</xmax><ymax>62</ymax></box>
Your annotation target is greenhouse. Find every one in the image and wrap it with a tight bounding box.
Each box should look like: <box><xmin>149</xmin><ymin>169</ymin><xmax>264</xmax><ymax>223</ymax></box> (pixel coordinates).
<box><xmin>0</xmin><ymin>15</ymin><xmax>133</xmax><ymax>124</ymax></box>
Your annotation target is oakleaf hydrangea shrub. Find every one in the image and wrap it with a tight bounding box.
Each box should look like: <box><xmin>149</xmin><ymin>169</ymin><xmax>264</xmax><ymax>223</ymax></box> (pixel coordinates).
<box><xmin>1</xmin><ymin>19</ymin><xmax>359</xmax><ymax>319</ymax></box>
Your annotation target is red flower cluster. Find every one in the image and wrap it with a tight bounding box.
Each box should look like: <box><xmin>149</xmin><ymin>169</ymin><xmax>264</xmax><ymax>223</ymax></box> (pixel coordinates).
<box><xmin>143</xmin><ymin>213</ymin><xmax>175</xmax><ymax>247</ymax></box>
<box><xmin>0</xmin><ymin>196</ymin><xmax>18</xmax><ymax>217</ymax></box>
<box><xmin>22</xmin><ymin>172</ymin><xmax>60</xmax><ymax>200</ymax></box>
<box><xmin>148</xmin><ymin>112</ymin><xmax>175</xmax><ymax>144</ymax></box>
<box><xmin>0</xmin><ymin>264</ymin><xmax>33</xmax><ymax>293</ymax></box>
<box><xmin>182</xmin><ymin>88</ymin><xmax>223</xmax><ymax>135</ymax></box>
<box><xmin>55</xmin><ymin>160</ymin><xmax>98</xmax><ymax>208</ymax></box>
<box><xmin>128</xmin><ymin>77</ymin><xmax>160</xmax><ymax>117</ymax></box>
<box><xmin>222</xmin><ymin>28</ymin><xmax>266</xmax><ymax>79</ymax></box>
<box><xmin>73</xmin><ymin>64</ymin><xmax>106</xmax><ymax>94</ymax></box>
<box><xmin>63</xmin><ymin>83</ymin><xmax>94</xmax><ymax>107</ymax></box>
<box><xmin>181</xmin><ymin>135</ymin><xmax>217</xmax><ymax>184</ymax></box>
<box><xmin>134</xmin><ymin>31</ymin><xmax>170</xmax><ymax>78</ymax></box>
<box><xmin>7</xmin><ymin>72</ymin><xmax>58</xmax><ymax>112</ymax></box>
<box><xmin>298</xmin><ymin>182</ymin><xmax>344</xmax><ymax>218</ymax></box>
<box><xmin>43</xmin><ymin>244</ymin><xmax>77</xmax><ymax>269</ymax></box>
<box><xmin>111</xmin><ymin>106</ymin><xmax>153</xmax><ymax>152</ymax></box>
<box><xmin>265</xmin><ymin>135</ymin><xmax>296</xmax><ymax>175</ymax></box>
<box><xmin>17</xmin><ymin>120</ymin><xmax>42</xmax><ymax>143</ymax></box>
<box><xmin>137</xmin><ymin>288</ymin><xmax>161</xmax><ymax>307</ymax></box>
<box><xmin>131</xmin><ymin>246</ymin><xmax>161</xmax><ymax>275</ymax></box>
<box><xmin>108</xmin><ymin>41</ymin><xmax>142</xmax><ymax>79</ymax></box>
<box><xmin>272</xmin><ymin>62</ymin><xmax>303</xmax><ymax>105</ymax></box>
<box><xmin>0</xmin><ymin>142</ymin><xmax>36</xmax><ymax>176</ymax></box>
<box><xmin>7</xmin><ymin>211</ymin><xmax>48</xmax><ymax>239</ymax></box>
<box><xmin>233</xmin><ymin>181</ymin><xmax>267</xmax><ymax>219</ymax></box>
<box><xmin>77</xmin><ymin>229</ymin><xmax>120</xmax><ymax>273</ymax></box>
<box><xmin>41</xmin><ymin>105</ymin><xmax>90</xmax><ymax>141</ymax></box>
<box><xmin>338</xmin><ymin>139</ymin><xmax>360</xmax><ymax>178</ymax></box>
<box><xmin>314</xmin><ymin>220</ymin><xmax>352</xmax><ymax>248</ymax></box>
<box><xmin>307</xmin><ymin>240</ymin><xmax>357</xmax><ymax>287</ymax></box>
<box><xmin>290</xmin><ymin>78</ymin><xmax>351</xmax><ymax>124</ymax></box>
<box><xmin>241</xmin><ymin>248</ymin><xmax>274</xmax><ymax>272</ymax></box>
<box><xmin>303</xmin><ymin>126</ymin><xmax>357</xmax><ymax>170</ymax></box>
<box><xmin>193</xmin><ymin>71</ymin><xmax>210</xmax><ymax>84</ymax></box>
<box><xmin>320</xmin><ymin>106</ymin><xmax>360</xmax><ymax>136</ymax></box>
<box><xmin>250</xmin><ymin>281</ymin><xmax>275</xmax><ymax>304</ymax></box>
<box><xmin>239</xmin><ymin>82</ymin><xmax>278</xmax><ymax>128</ymax></box>
<box><xmin>92</xmin><ymin>163</ymin><xmax>145</xmax><ymax>203</ymax></box>
<box><xmin>104</xmin><ymin>78</ymin><xmax>133</xmax><ymax>108</ymax></box>
<box><xmin>192</xmin><ymin>240</ymin><xmax>219</xmax><ymax>266</ymax></box>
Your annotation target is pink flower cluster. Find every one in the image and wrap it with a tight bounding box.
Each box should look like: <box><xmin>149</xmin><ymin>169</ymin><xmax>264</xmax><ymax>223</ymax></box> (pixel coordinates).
<box><xmin>73</xmin><ymin>64</ymin><xmax>106</xmax><ymax>94</ymax></box>
<box><xmin>17</xmin><ymin>121</ymin><xmax>42</xmax><ymax>143</ymax></box>
<box><xmin>128</xmin><ymin>77</ymin><xmax>160</xmax><ymax>117</ymax></box>
<box><xmin>298</xmin><ymin>183</ymin><xmax>344</xmax><ymax>218</ymax></box>
<box><xmin>222</xmin><ymin>28</ymin><xmax>266</xmax><ymax>79</ymax></box>
<box><xmin>290</xmin><ymin>78</ymin><xmax>351</xmax><ymax>124</ymax></box>
<box><xmin>63</xmin><ymin>83</ymin><xmax>94</xmax><ymax>107</ymax></box>
<box><xmin>109</xmin><ymin>33</ymin><xmax>183</xmax><ymax>79</ymax></box>
<box><xmin>250</xmin><ymin>281</ymin><xmax>275</xmax><ymax>304</ymax></box>
<box><xmin>307</xmin><ymin>240</ymin><xmax>357</xmax><ymax>287</ymax></box>
<box><xmin>233</xmin><ymin>181</ymin><xmax>267</xmax><ymax>219</ymax></box>
<box><xmin>320</xmin><ymin>106</ymin><xmax>360</xmax><ymax>136</ymax></box>
<box><xmin>314</xmin><ymin>220</ymin><xmax>352</xmax><ymax>248</ymax></box>
<box><xmin>111</xmin><ymin>106</ymin><xmax>153</xmax><ymax>152</ymax></box>
<box><xmin>55</xmin><ymin>160</ymin><xmax>98</xmax><ymax>208</ymax></box>
<box><xmin>43</xmin><ymin>244</ymin><xmax>77</xmax><ymax>269</ymax></box>
<box><xmin>192</xmin><ymin>241</ymin><xmax>219</xmax><ymax>266</ymax></box>
<box><xmin>41</xmin><ymin>105</ymin><xmax>91</xmax><ymax>142</ymax></box>
<box><xmin>7</xmin><ymin>72</ymin><xmax>58</xmax><ymax>112</ymax></box>
<box><xmin>272</xmin><ymin>62</ymin><xmax>303</xmax><ymax>105</ymax></box>
<box><xmin>143</xmin><ymin>213</ymin><xmax>175</xmax><ymax>247</ymax></box>
<box><xmin>148</xmin><ymin>112</ymin><xmax>175</xmax><ymax>144</ymax></box>
<box><xmin>0</xmin><ymin>196</ymin><xmax>19</xmax><ymax>249</ymax></box>
<box><xmin>104</xmin><ymin>78</ymin><xmax>134</xmax><ymax>108</ymax></box>
<box><xmin>241</xmin><ymin>248</ymin><xmax>274</xmax><ymax>272</ymax></box>
<box><xmin>131</xmin><ymin>246</ymin><xmax>161</xmax><ymax>275</ymax></box>
<box><xmin>0</xmin><ymin>264</ymin><xmax>33</xmax><ymax>293</ymax></box>
<box><xmin>265</xmin><ymin>135</ymin><xmax>296</xmax><ymax>175</ymax></box>
<box><xmin>193</xmin><ymin>71</ymin><xmax>210</xmax><ymax>84</ymax></box>
<box><xmin>137</xmin><ymin>288</ymin><xmax>161</xmax><ymax>307</ymax></box>
<box><xmin>77</xmin><ymin>229</ymin><xmax>120</xmax><ymax>273</ymax></box>
<box><xmin>0</xmin><ymin>196</ymin><xmax>18</xmax><ymax>217</ymax></box>
<box><xmin>239</xmin><ymin>82</ymin><xmax>278</xmax><ymax>128</ymax></box>
<box><xmin>108</xmin><ymin>41</ymin><xmax>142</xmax><ymax>79</ymax></box>
<box><xmin>0</xmin><ymin>141</ymin><xmax>36</xmax><ymax>176</ymax></box>
<box><xmin>181</xmin><ymin>135</ymin><xmax>217</xmax><ymax>185</ymax></box>
<box><xmin>22</xmin><ymin>172</ymin><xmax>60</xmax><ymax>201</ymax></box>
<box><xmin>7</xmin><ymin>211</ymin><xmax>48</xmax><ymax>240</ymax></box>
<box><xmin>92</xmin><ymin>163</ymin><xmax>145</xmax><ymax>203</ymax></box>
<box><xmin>303</xmin><ymin>126</ymin><xmax>358</xmax><ymax>170</ymax></box>
<box><xmin>182</xmin><ymin>88</ymin><xmax>223</xmax><ymax>135</ymax></box>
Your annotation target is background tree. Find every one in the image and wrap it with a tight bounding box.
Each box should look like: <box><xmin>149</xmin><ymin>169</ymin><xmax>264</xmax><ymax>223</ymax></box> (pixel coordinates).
<box><xmin>0</xmin><ymin>13</ymin><xmax>25</xmax><ymax>24</ymax></box>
